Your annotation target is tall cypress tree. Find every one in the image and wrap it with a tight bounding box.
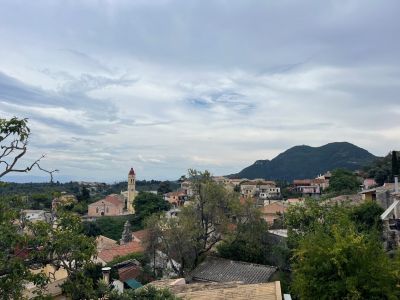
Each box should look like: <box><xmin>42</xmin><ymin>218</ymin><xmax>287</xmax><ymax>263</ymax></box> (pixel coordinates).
<box><xmin>392</xmin><ymin>150</ymin><xmax>399</xmax><ymax>178</ymax></box>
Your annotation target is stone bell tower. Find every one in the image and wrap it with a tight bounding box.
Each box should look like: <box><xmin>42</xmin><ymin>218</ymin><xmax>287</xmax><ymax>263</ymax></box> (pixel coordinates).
<box><xmin>127</xmin><ymin>168</ymin><xmax>136</xmax><ymax>213</ymax></box>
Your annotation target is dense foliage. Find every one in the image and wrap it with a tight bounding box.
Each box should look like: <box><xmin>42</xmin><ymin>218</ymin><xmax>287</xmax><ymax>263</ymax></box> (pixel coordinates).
<box><xmin>145</xmin><ymin>170</ymin><xmax>241</xmax><ymax>276</ymax></box>
<box><xmin>108</xmin><ymin>285</ymin><xmax>180</xmax><ymax>300</ymax></box>
<box><xmin>133</xmin><ymin>192</ymin><xmax>171</xmax><ymax>229</ymax></box>
<box><xmin>217</xmin><ymin>200</ymin><xmax>271</xmax><ymax>264</ymax></box>
<box><xmin>286</xmin><ymin>199</ymin><xmax>400</xmax><ymax>299</ymax></box>
<box><xmin>364</xmin><ymin>150</ymin><xmax>399</xmax><ymax>185</ymax></box>
<box><xmin>327</xmin><ymin>168</ymin><xmax>361</xmax><ymax>194</ymax></box>
<box><xmin>88</xmin><ymin>215</ymin><xmax>133</xmax><ymax>240</ymax></box>
<box><xmin>233</xmin><ymin>142</ymin><xmax>377</xmax><ymax>181</ymax></box>
<box><xmin>0</xmin><ymin>196</ymin><xmax>97</xmax><ymax>299</ymax></box>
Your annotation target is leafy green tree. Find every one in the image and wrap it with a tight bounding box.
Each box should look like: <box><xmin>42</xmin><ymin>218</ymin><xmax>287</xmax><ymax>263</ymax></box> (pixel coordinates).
<box><xmin>363</xmin><ymin>151</ymin><xmax>399</xmax><ymax>185</ymax></box>
<box><xmin>108</xmin><ymin>285</ymin><xmax>180</xmax><ymax>300</ymax></box>
<box><xmin>392</xmin><ymin>150</ymin><xmax>399</xmax><ymax>177</ymax></box>
<box><xmin>61</xmin><ymin>263</ymin><xmax>106</xmax><ymax>300</ymax></box>
<box><xmin>286</xmin><ymin>199</ymin><xmax>400</xmax><ymax>299</ymax></box>
<box><xmin>217</xmin><ymin>200</ymin><xmax>270</xmax><ymax>264</ymax></box>
<box><xmin>133</xmin><ymin>192</ymin><xmax>170</xmax><ymax>228</ymax></box>
<box><xmin>82</xmin><ymin>221</ymin><xmax>102</xmax><ymax>237</ymax></box>
<box><xmin>157</xmin><ymin>181</ymin><xmax>173</xmax><ymax>195</ymax></box>
<box><xmin>93</xmin><ymin>215</ymin><xmax>132</xmax><ymax>240</ymax></box>
<box><xmin>349</xmin><ymin>200</ymin><xmax>384</xmax><ymax>233</ymax></box>
<box><xmin>0</xmin><ymin>196</ymin><xmax>49</xmax><ymax>299</ymax></box>
<box><xmin>291</xmin><ymin>217</ymin><xmax>400</xmax><ymax>299</ymax></box>
<box><xmin>327</xmin><ymin>169</ymin><xmax>360</xmax><ymax>194</ymax></box>
<box><xmin>145</xmin><ymin>170</ymin><xmax>241</xmax><ymax>276</ymax></box>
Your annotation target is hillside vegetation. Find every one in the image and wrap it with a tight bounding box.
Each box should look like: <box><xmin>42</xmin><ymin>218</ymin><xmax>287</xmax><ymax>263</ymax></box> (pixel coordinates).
<box><xmin>232</xmin><ymin>142</ymin><xmax>377</xmax><ymax>181</ymax></box>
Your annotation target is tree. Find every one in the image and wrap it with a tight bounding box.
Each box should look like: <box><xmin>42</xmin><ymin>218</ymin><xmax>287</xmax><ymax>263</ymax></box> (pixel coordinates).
<box><xmin>286</xmin><ymin>200</ymin><xmax>400</xmax><ymax>299</ymax></box>
<box><xmin>217</xmin><ymin>200</ymin><xmax>270</xmax><ymax>264</ymax></box>
<box><xmin>0</xmin><ymin>117</ymin><xmax>58</xmax><ymax>181</ymax></box>
<box><xmin>349</xmin><ymin>200</ymin><xmax>384</xmax><ymax>233</ymax></box>
<box><xmin>108</xmin><ymin>285</ymin><xmax>180</xmax><ymax>300</ymax></box>
<box><xmin>82</xmin><ymin>221</ymin><xmax>102</xmax><ymax>237</ymax></box>
<box><xmin>145</xmin><ymin>170</ymin><xmax>240</xmax><ymax>276</ymax></box>
<box><xmin>61</xmin><ymin>263</ymin><xmax>107</xmax><ymax>300</ymax></box>
<box><xmin>291</xmin><ymin>217</ymin><xmax>400</xmax><ymax>299</ymax></box>
<box><xmin>0</xmin><ymin>196</ymin><xmax>49</xmax><ymax>299</ymax></box>
<box><xmin>157</xmin><ymin>181</ymin><xmax>173</xmax><ymax>195</ymax></box>
<box><xmin>0</xmin><ymin>196</ymin><xmax>97</xmax><ymax>299</ymax></box>
<box><xmin>392</xmin><ymin>150</ymin><xmax>399</xmax><ymax>177</ymax></box>
<box><xmin>133</xmin><ymin>192</ymin><xmax>170</xmax><ymax>229</ymax></box>
<box><xmin>327</xmin><ymin>169</ymin><xmax>360</xmax><ymax>194</ymax></box>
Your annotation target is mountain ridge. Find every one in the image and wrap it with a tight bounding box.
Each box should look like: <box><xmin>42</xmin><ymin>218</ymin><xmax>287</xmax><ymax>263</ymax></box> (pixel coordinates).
<box><xmin>229</xmin><ymin>142</ymin><xmax>378</xmax><ymax>181</ymax></box>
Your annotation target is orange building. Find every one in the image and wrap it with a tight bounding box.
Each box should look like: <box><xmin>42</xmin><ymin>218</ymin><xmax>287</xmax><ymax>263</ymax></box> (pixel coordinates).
<box><xmin>88</xmin><ymin>194</ymin><xmax>125</xmax><ymax>217</ymax></box>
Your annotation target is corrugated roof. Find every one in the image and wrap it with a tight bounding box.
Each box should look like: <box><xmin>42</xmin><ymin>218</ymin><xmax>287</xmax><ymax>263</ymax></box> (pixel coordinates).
<box><xmin>190</xmin><ymin>257</ymin><xmax>277</xmax><ymax>284</ymax></box>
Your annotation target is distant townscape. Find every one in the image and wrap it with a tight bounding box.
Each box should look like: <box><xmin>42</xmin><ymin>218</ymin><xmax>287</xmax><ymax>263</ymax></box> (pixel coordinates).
<box><xmin>2</xmin><ymin>116</ymin><xmax>400</xmax><ymax>300</ymax></box>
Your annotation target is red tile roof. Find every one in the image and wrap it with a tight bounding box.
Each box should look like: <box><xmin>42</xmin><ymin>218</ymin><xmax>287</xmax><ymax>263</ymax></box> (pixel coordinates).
<box><xmin>98</xmin><ymin>241</ymin><xmax>144</xmax><ymax>263</ymax></box>
<box><xmin>89</xmin><ymin>194</ymin><xmax>124</xmax><ymax>207</ymax></box>
<box><xmin>293</xmin><ymin>179</ymin><xmax>312</xmax><ymax>186</ymax></box>
<box><xmin>118</xmin><ymin>264</ymin><xmax>141</xmax><ymax>282</ymax></box>
<box><xmin>260</xmin><ymin>202</ymin><xmax>287</xmax><ymax>215</ymax></box>
<box><xmin>129</xmin><ymin>168</ymin><xmax>135</xmax><ymax>175</ymax></box>
<box><xmin>132</xmin><ymin>229</ymin><xmax>149</xmax><ymax>243</ymax></box>
<box><xmin>105</xmin><ymin>194</ymin><xmax>125</xmax><ymax>206</ymax></box>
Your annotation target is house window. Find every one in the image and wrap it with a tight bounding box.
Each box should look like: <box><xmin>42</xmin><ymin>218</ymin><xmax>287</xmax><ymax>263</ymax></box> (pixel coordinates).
<box><xmin>96</xmin><ymin>207</ymin><xmax>99</xmax><ymax>213</ymax></box>
<box><xmin>106</xmin><ymin>207</ymin><xmax>109</xmax><ymax>213</ymax></box>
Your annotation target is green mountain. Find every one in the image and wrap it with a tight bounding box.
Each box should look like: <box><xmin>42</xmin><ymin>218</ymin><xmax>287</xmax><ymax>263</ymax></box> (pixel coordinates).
<box><xmin>231</xmin><ymin>142</ymin><xmax>378</xmax><ymax>181</ymax></box>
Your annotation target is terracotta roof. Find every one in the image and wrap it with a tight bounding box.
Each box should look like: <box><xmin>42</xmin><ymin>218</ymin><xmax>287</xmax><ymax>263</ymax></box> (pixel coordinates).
<box><xmin>293</xmin><ymin>179</ymin><xmax>312</xmax><ymax>185</ymax></box>
<box><xmin>96</xmin><ymin>235</ymin><xmax>118</xmax><ymax>252</ymax></box>
<box><xmin>260</xmin><ymin>202</ymin><xmax>287</xmax><ymax>215</ymax></box>
<box><xmin>118</xmin><ymin>264</ymin><xmax>141</xmax><ymax>282</ymax></box>
<box><xmin>190</xmin><ymin>256</ymin><xmax>277</xmax><ymax>284</ymax></box>
<box><xmin>89</xmin><ymin>194</ymin><xmax>124</xmax><ymax>207</ymax></box>
<box><xmin>129</xmin><ymin>168</ymin><xmax>135</xmax><ymax>175</ymax></box>
<box><xmin>98</xmin><ymin>241</ymin><xmax>144</xmax><ymax>263</ymax></box>
<box><xmin>132</xmin><ymin>229</ymin><xmax>149</xmax><ymax>243</ymax></box>
<box><xmin>148</xmin><ymin>280</ymin><xmax>282</xmax><ymax>300</ymax></box>
<box><xmin>165</xmin><ymin>191</ymin><xmax>186</xmax><ymax>197</ymax></box>
<box><xmin>311</xmin><ymin>179</ymin><xmax>328</xmax><ymax>184</ymax></box>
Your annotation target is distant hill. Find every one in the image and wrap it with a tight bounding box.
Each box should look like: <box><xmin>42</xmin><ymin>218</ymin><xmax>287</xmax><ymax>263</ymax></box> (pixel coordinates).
<box><xmin>230</xmin><ymin>142</ymin><xmax>378</xmax><ymax>181</ymax></box>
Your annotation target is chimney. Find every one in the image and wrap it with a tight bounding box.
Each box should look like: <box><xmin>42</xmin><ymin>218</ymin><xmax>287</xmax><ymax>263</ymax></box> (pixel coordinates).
<box><xmin>102</xmin><ymin>267</ymin><xmax>111</xmax><ymax>285</ymax></box>
<box><xmin>395</xmin><ymin>176</ymin><xmax>399</xmax><ymax>194</ymax></box>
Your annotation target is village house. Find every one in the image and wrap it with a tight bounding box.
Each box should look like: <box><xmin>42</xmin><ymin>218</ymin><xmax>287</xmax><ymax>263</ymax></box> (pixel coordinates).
<box><xmin>163</xmin><ymin>191</ymin><xmax>188</xmax><ymax>207</ymax></box>
<box><xmin>260</xmin><ymin>202</ymin><xmax>287</xmax><ymax>225</ymax></box>
<box><xmin>240</xmin><ymin>180</ymin><xmax>280</xmax><ymax>199</ymax></box>
<box><xmin>363</xmin><ymin>178</ymin><xmax>377</xmax><ymax>189</ymax></box>
<box><xmin>359</xmin><ymin>177</ymin><xmax>400</xmax><ymax>252</ymax></box>
<box><xmin>292</xmin><ymin>172</ymin><xmax>330</xmax><ymax>198</ymax></box>
<box><xmin>52</xmin><ymin>192</ymin><xmax>77</xmax><ymax>211</ymax></box>
<box><xmin>96</xmin><ymin>223</ymin><xmax>145</xmax><ymax>265</ymax></box>
<box><xmin>21</xmin><ymin>209</ymin><xmax>52</xmax><ymax>223</ymax></box>
<box><xmin>180</xmin><ymin>180</ymin><xmax>194</xmax><ymax>197</ymax></box>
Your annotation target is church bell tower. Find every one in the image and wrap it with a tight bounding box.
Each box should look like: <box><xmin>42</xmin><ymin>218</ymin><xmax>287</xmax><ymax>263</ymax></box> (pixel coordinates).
<box><xmin>127</xmin><ymin>168</ymin><xmax>136</xmax><ymax>213</ymax></box>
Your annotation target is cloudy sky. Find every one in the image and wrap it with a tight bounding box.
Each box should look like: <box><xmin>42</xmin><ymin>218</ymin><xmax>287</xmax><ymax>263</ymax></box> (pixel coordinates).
<box><xmin>0</xmin><ymin>0</ymin><xmax>399</xmax><ymax>182</ymax></box>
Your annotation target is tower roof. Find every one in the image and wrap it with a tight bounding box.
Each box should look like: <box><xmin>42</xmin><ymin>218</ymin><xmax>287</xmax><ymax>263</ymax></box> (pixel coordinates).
<box><xmin>129</xmin><ymin>168</ymin><xmax>135</xmax><ymax>176</ymax></box>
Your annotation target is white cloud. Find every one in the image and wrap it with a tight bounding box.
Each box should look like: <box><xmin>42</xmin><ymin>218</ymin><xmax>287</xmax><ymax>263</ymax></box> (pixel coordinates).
<box><xmin>0</xmin><ymin>0</ymin><xmax>399</xmax><ymax>182</ymax></box>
